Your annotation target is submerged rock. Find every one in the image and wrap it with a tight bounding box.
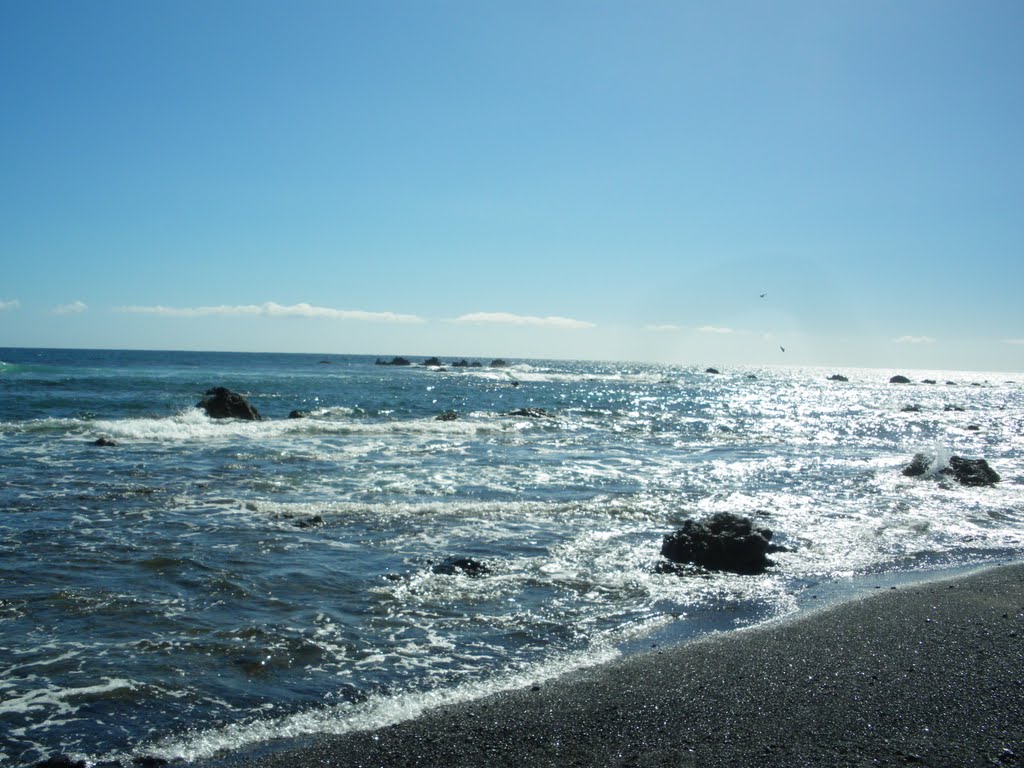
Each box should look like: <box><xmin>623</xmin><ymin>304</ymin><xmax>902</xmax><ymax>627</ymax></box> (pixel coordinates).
<box><xmin>507</xmin><ymin>407</ymin><xmax>552</xmax><ymax>418</ymax></box>
<box><xmin>660</xmin><ymin>512</ymin><xmax>782</xmax><ymax>575</ymax></box>
<box><xmin>288</xmin><ymin>410</ymin><xmax>307</xmax><ymax>419</ymax></box>
<box><xmin>889</xmin><ymin>375</ymin><xmax>912</xmax><ymax>384</ymax></box>
<box><xmin>197</xmin><ymin>387</ymin><xmax>262</xmax><ymax>421</ymax></box>
<box><xmin>92</xmin><ymin>437</ymin><xmax>118</xmax><ymax>447</ymax></box>
<box><xmin>436</xmin><ymin>410</ymin><xmax>458</xmax><ymax>421</ymax></box>
<box><xmin>432</xmin><ymin>557</ymin><xmax>489</xmax><ymax>577</ymax></box>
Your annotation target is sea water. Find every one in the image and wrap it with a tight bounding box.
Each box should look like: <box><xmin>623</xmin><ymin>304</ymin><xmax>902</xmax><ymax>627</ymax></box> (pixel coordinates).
<box><xmin>1</xmin><ymin>348</ymin><xmax>1022</xmax><ymax>766</ymax></box>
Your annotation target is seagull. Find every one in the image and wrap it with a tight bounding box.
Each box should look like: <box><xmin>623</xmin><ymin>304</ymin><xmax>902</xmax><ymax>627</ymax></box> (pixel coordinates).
<box><xmin>780</xmin><ymin>346</ymin><xmax>785</xmax><ymax>353</ymax></box>
<box><xmin>759</xmin><ymin>293</ymin><xmax>767</xmax><ymax>298</ymax></box>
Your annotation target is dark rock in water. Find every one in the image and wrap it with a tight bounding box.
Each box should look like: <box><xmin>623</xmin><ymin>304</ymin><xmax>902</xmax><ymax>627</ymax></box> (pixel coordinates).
<box><xmin>35</xmin><ymin>757</ymin><xmax>87</xmax><ymax>768</ymax></box>
<box><xmin>490</xmin><ymin>359</ymin><xmax>510</xmax><ymax>368</ymax></box>
<box><xmin>944</xmin><ymin>404</ymin><xmax>966</xmax><ymax>412</ymax></box>
<box><xmin>133</xmin><ymin>758</ymin><xmax>170</xmax><ymax>768</ymax></box>
<box><xmin>288</xmin><ymin>410</ymin><xmax>308</xmax><ymax>419</ymax></box>
<box><xmin>451</xmin><ymin>359</ymin><xmax>470</xmax><ymax>367</ymax></box>
<box><xmin>889</xmin><ymin>375</ymin><xmax>912</xmax><ymax>384</ymax></box>
<box><xmin>197</xmin><ymin>387</ymin><xmax>262</xmax><ymax>420</ymax></box>
<box><xmin>319</xmin><ymin>359</ymin><xmax>331</xmax><ymax>364</ymax></box>
<box><xmin>376</xmin><ymin>357</ymin><xmax>411</xmax><ymax>366</ymax></box>
<box><xmin>827</xmin><ymin>374</ymin><xmax>849</xmax><ymax>382</ymax></box>
<box><xmin>902</xmin><ymin>453</ymin><xmax>933</xmax><ymax>477</ymax></box>
<box><xmin>705</xmin><ymin>367</ymin><xmax>720</xmax><ymax>374</ymax></box>
<box><xmin>93</xmin><ymin>437</ymin><xmax>118</xmax><ymax>447</ymax></box>
<box><xmin>903</xmin><ymin>453</ymin><xmax>1000</xmax><ymax>486</ymax></box>
<box><xmin>945</xmin><ymin>456</ymin><xmax>999</xmax><ymax>486</ymax></box>
<box><xmin>470</xmin><ymin>361</ymin><xmax>483</xmax><ymax>367</ymax></box>
<box><xmin>745</xmin><ymin>374</ymin><xmax>757</xmax><ymax>380</ymax></box>
<box><xmin>422</xmin><ymin>357</ymin><xmax>443</xmax><ymax>367</ymax></box>
<box><xmin>294</xmin><ymin>514</ymin><xmax>325</xmax><ymax>529</ymax></box>
<box><xmin>901</xmin><ymin>404</ymin><xmax>922</xmax><ymax>412</ymax></box>
<box><xmin>660</xmin><ymin>512</ymin><xmax>781</xmax><ymax>575</ymax></box>
<box><xmin>432</xmin><ymin>557</ymin><xmax>489</xmax><ymax>577</ymax></box>
<box><xmin>436</xmin><ymin>410</ymin><xmax>458</xmax><ymax>421</ymax></box>
<box><xmin>507</xmin><ymin>407</ymin><xmax>551</xmax><ymax>418</ymax></box>
<box><xmin>967</xmin><ymin>424</ymin><xmax>981</xmax><ymax>431</ymax></box>
<box><xmin>946</xmin><ymin>380</ymin><xmax>957</xmax><ymax>385</ymax></box>
<box><xmin>921</xmin><ymin>379</ymin><xmax>936</xmax><ymax>384</ymax></box>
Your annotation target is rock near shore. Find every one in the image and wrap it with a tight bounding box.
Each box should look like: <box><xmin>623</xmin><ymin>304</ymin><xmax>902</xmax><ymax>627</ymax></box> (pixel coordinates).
<box><xmin>197</xmin><ymin>387</ymin><xmax>262</xmax><ymax>421</ymax></box>
<box><xmin>660</xmin><ymin>512</ymin><xmax>782</xmax><ymax>575</ymax></box>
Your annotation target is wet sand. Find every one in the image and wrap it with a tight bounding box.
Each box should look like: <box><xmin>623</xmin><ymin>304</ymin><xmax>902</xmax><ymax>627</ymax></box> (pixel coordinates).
<box><xmin>228</xmin><ymin>563</ymin><xmax>1024</xmax><ymax>768</ymax></box>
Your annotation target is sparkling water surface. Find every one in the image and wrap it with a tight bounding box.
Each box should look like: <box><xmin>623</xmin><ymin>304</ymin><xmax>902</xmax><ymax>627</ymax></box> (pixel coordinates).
<box><xmin>1</xmin><ymin>348</ymin><xmax>1022</xmax><ymax>766</ymax></box>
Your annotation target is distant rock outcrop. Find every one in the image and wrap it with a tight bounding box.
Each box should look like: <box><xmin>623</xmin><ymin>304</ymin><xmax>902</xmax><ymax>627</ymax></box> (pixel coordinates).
<box><xmin>422</xmin><ymin>357</ymin><xmax>443</xmax><ymax>367</ymax></box>
<box><xmin>436</xmin><ymin>410</ymin><xmax>458</xmax><ymax>421</ymax></box>
<box><xmin>197</xmin><ymin>387</ymin><xmax>262</xmax><ymax>421</ymax></box>
<box><xmin>827</xmin><ymin>374</ymin><xmax>849</xmax><ymax>382</ymax></box>
<box><xmin>659</xmin><ymin>512</ymin><xmax>784</xmax><ymax>575</ymax></box>
<box><xmin>376</xmin><ymin>357</ymin><xmax>411</xmax><ymax>366</ymax></box>
<box><xmin>705</xmin><ymin>367</ymin><xmax>721</xmax><ymax>375</ymax></box>
<box><xmin>288</xmin><ymin>410</ymin><xmax>307</xmax><ymax>419</ymax></box>
<box><xmin>490</xmin><ymin>359</ymin><xmax>510</xmax><ymax>368</ymax></box>
<box><xmin>903</xmin><ymin>453</ymin><xmax>1000</xmax><ymax>486</ymax></box>
<box><xmin>947</xmin><ymin>456</ymin><xmax>999</xmax><ymax>485</ymax></box>
<box><xmin>889</xmin><ymin>375</ymin><xmax>912</xmax><ymax>384</ymax></box>
<box><xmin>451</xmin><ymin>359</ymin><xmax>470</xmax><ymax>368</ymax></box>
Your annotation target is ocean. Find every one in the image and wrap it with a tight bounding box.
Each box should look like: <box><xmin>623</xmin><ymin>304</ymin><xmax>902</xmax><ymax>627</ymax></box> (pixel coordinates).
<box><xmin>1</xmin><ymin>348</ymin><xmax>1021</xmax><ymax>767</ymax></box>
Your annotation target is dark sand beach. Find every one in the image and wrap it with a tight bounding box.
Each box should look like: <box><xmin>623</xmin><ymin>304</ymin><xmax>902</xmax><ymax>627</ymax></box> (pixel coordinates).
<box><xmin>222</xmin><ymin>563</ymin><xmax>1024</xmax><ymax>768</ymax></box>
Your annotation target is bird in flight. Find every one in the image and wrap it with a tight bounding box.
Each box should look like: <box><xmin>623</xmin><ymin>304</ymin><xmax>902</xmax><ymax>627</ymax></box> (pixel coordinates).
<box><xmin>780</xmin><ymin>346</ymin><xmax>785</xmax><ymax>353</ymax></box>
<box><xmin>759</xmin><ymin>292</ymin><xmax>767</xmax><ymax>298</ymax></box>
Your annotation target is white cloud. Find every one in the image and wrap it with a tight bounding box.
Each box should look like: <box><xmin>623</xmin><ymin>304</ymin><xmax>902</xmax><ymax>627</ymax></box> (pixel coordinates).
<box><xmin>115</xmin><ymin>301</ymin><xmax>424</xmax><ymax>323</ymax></box>
<box><xmin>1002</xmin><ymin>339</ymin><xmax>1024</xmax><ymax>345</ymax></box>
<box><xmin>0</xmin><ymin>299</ymin><xmax>19</xmax><ymax>311</ymax></box>
<box><xmin>892</xmin><ymin>335</ymin><xmax>936</xmax><ymax>344</ymax></box>
<box><xmin>645</xmin><ymin>323</ymin><xmax>683</xmax><ymax>332</ymax></box>
<box><xmin>697</xmin><ymin>325</ymin><xmax>735</xmax><ymax>335</ymax></box>
<box><xmin>54</xmin><ymin>300</ymin><xmax>88</xmax><ymax>315</ymax></box>
<box><xmin>447</xmin><ymin>312</ymin><xmax>596</xmax><ymax>329</ymax></box>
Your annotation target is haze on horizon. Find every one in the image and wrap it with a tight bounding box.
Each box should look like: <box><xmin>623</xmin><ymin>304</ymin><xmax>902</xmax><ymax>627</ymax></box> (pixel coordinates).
<box><xmin>1</xmin><ymin>1</ymin><xmax>1022</xmax><ymax>372</ymax></box>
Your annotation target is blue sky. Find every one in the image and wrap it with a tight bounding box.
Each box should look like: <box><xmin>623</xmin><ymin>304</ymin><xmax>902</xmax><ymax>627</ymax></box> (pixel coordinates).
<box><xmin>2</xmin><ymin>1</ymin><xmax>1022</xmax><ymax>370</ymax></box>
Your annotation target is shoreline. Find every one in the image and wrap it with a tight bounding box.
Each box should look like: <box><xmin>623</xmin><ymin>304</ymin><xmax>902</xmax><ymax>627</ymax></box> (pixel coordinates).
<box><xmin>203</xmin><ymin>561</ymin><xmax>1024</xmax><ymax>768</ymax></box>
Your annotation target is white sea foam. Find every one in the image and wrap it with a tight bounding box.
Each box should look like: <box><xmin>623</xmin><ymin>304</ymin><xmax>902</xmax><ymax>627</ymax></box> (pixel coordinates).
<box><xmin>145</xmin><ymin>646</ymin><xmax>621</xmax><ymax>764</ymax></box>
<box><xmin>0</xmin><ymin>678</ymin><xmax>138</xmax><ymax>717</ymax></box>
